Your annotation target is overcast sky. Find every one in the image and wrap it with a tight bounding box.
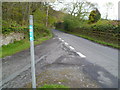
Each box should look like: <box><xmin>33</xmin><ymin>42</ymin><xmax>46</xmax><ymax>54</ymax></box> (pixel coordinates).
<box><xmin>87</xmin><ymin>0</ymin><xmax>119</xmax><ymax>20</ymax></box>
<box><xmin>51</xmin><ymin>0</ymin><xmax>119</xmax><ymax>20</ymax></box>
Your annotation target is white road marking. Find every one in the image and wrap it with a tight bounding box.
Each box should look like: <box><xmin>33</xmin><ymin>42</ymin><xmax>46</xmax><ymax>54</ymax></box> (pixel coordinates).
<box><xmin>58</xmin><ymin>38</ymin><xmax>86</xmax><ymax>58</ymax></box>
<box><xmin>82</xmin><ymin>65</ymin><xmax>85</xmax><ymax>67</ymax></box>
<box><xmin>64</xmin><ymin>42</ymin><xmax>69</xmax><ymax>46</ymax></box>
<box><xmin>69</xmin><ymin>46</ymin><xmax>75</xmax><ymax>50</ymax></box>
<box><xmin>59</xmin><ymin>38</ymin><xmax>62</xmax><ymax>40</ymax></box>
<box><xmin>76</xmin><ymin>52</ymin><xmax>86</xmax><ymax>58</ymax></box>
<box><xmin>61</xmin><ymin>40</ymin><xmax>64</xmax><ymax>42</ymax></box>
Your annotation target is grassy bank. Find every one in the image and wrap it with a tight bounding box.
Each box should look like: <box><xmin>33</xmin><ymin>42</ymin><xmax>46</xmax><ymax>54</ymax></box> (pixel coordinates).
<box><xmin>39</xmin><ymin>84</ymin><xmax>69</xmax><ymax>89</ymax></box>
<box><xmin>57</xmin><ymin>29</ymin><xmax>119</xmax><ymax>49</ymax></box>
<box><xmin>0</xmin><ymin>34</ymin><xmax>52</xmax><ymax>58</ymax></box>
<box><xmin>69</xmin><ymin>32</ymin><xmax>119</xmax><ymax>49</ymax></box>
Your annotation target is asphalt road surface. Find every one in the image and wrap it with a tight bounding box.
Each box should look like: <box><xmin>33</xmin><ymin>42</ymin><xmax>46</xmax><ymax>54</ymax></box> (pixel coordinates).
<box><xmin>1</xmin><ymin>29</ymin><xmax>119</xmax><ymax>88</ymax></box>
<box><xmin>52</xmin><ymin>29</ymin><xmax>119</xmax><ymax>88</ymax></box>
<box><xmin>53</xmin><ymin>29</ymin><xmax>118</xmax><ymax>76</ymax></box>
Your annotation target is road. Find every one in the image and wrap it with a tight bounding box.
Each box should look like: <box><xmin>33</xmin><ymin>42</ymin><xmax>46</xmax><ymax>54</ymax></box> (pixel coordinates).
<box><xmin>1</xmin><ymin>29</ymin><xmax>119</xmax><ymax>88</ymax></box>
<box><xmin>53</xmin><ymin>29</ymin><xmax>118</xmax><ymax>77</ymax></box>
<box><xmin>52</xmin><ymin>29</ymin><xmax>118</xmax><ymax>88</ymax></box>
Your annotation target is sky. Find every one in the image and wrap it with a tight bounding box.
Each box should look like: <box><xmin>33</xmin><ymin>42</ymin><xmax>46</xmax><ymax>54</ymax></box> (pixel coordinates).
<box><xmin>51</xmin><ymin>0</ymin><xmax>119</xmax><ymax>20</ymax></box>
<box><xmin>87</xmin><ymin>0</ymin><xmax>119</xmax><ymax>20</ymax></box>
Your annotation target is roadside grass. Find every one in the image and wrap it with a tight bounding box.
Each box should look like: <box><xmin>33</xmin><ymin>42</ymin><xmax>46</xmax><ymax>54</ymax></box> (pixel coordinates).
<box><xmin>0</xmin><ymin>34</ymin><xmax>52</xmax><ymax>58</ymax></box>
<box><xmin>39</xmin><ymin>84</ymin><xmax>69</xmax><ymax>89</ymax></box>
<box><xmin>56</xmin><ymin>29</ymin><xmax>119</xmax><ymax>49</ymax></box>
<box><xmin>70</xmin><ymin>33</ymin><xmax>119</xmax><ymax>49</ymax></box>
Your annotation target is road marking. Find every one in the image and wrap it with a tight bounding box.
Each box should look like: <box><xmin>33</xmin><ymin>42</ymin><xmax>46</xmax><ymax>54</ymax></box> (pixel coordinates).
<box><xmin>76</xmin><ymin>52</ymin><xmax>86</xmax><ymax>58</ymax></box>
<box><xmin>64</xmin><ymin>42</ymin><xmax>69</xmax><ymax>46</ymax></box>
<box><xmin>69</xmin><ymin>46</ymin><xmax>75</xmax><ymax>50</ymax></box>
<box><xmin>61</xmin><ymin>40</ymin><xmax>64</xmax><ymax>42</ymax></box>
<box><xmin>59</xmin><ymin>38</ymin><xmax>62</xmax><ymax>40</ymax></box>
<box><xmin>58</xmin><ymin>38</ymin><xmax>86</xmax><ymax>58</ymax></box>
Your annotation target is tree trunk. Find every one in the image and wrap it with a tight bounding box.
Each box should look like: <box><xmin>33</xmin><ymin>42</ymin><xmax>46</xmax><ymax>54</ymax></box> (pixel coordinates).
<box><xmin>46</xmin><ymin>5</ymin><xmax>49</xmax><ymax>27</ymax></box>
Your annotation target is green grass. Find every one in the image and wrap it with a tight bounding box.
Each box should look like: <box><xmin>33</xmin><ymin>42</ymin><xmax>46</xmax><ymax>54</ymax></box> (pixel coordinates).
<box><xmin>0</xmin><ymin>34</ymin><xmax>52</xmax><ymax>58</ymax></box>
<box><xmin>39</xmin><ymin>84</ymin><xmax>69</xmax><ymax>89</ymax></box>
<box><xmin>69</xmin><ymin>32</ymin><xmax>119</xmax><ymax>49</ymax></box>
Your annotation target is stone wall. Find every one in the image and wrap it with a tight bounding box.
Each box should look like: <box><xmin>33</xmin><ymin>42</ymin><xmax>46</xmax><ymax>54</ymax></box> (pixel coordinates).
<box><xmin>0</xmin><ymin>32</ymin><xmax>24</xmax><ymax>47</ymax></box>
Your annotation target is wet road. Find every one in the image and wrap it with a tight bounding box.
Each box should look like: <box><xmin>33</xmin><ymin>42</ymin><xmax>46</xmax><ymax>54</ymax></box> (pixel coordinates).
<box><xmin>1</xmin><ymin>29</ymin><xmax>119</xmax><ymax>88</ymax></box>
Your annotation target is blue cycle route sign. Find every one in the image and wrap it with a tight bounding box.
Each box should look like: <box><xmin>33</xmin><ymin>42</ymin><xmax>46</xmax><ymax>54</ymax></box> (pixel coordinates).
<box><xmin>29</xmin><ymin>25</ymin><xmax>34</xmax><ymax>41</ymax></box>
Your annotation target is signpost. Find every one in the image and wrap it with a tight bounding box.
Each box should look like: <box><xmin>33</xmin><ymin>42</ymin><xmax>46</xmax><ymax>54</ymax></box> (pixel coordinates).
<box><xmin>29</xmin><ymin>15</ymin><xmax>36</xmax><ymax>88</ymax></box>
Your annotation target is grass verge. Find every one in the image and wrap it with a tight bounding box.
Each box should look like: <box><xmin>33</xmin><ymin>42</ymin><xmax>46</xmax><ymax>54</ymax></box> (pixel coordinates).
<box><xmin>39</xmin><ymin>84</ymin><xmax>69</xmax><ymax>89</ymax></box>
<box><xmin>70</xmin><ymin>33</ymin><xmax>119</xmax><ymax>49</ymax></box>
<box><xmin>0</xmin><ymin>34</ymin><xmax>52</xmax><ymax>58</ymax></box>
<box><xmin>38</xmin><ymin>84</ymin><xmax>69</xmax><ymax>90</ymax></box>
<box><xmin>56</xmin><ymin>29</ymin><xmax>119</xmax><ymax>49</ymax></box>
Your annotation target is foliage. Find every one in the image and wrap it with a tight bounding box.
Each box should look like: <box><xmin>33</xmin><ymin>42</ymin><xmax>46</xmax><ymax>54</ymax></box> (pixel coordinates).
<box><xmin>2</xmin><ymin>2</ymin><xmax>65</xmax><ymax>35</ymax></box>
<box><xmin>34</xmin><ymin>23</ymin><xmax>51</xmax><ymax>39</ymax></box>
<box><xmin>33</xmin><ymin>9</ymin><xmax>46</xmax><ymax>25</ymax></box>
<box><xmin>55</xmin><ymin>18</ymin><xmax>119</xmax><ymax>48</ymax></box>
<box><xmin>89</xmin><ymin>8</ymin><xmax>101</xmax><ymax>23</ymax></box>
<box><xmin>62</xmin><ymin>15</ymin><xmax>80</xmax><ymax>32</ymax></box>
<box><xmin>64</xmin><ymin>1</ymin><xmax>96</xmax><ymax>19</ymax></box>
<box><xmin>68</xmin><ymin>32</ymin><xmax>119</xmax><ymax>49</ymax></box>
<box><xmin>2</xmin><ymin>26</ymin><xmax>28</xmax><ymax>35</ymax></box>
<box><xmin>1</xmin><ymin>2</ymin><xmax>65</xmax><ymax>57</ymax></box>
<box><xmin>0</xmin><ymin>35</ymin><xmax>52</xmax><ymax>58</ymax></box>
<box><xmin>39</xmin><ymin>84</ymin><xmax>69</xmax><ymax>89</ymax></box>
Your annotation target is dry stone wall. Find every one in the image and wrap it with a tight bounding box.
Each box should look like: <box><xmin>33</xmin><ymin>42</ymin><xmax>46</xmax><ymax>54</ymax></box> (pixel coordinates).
<box><xmin>0</xmin><ymin>32</ymin><xmax>24</xmax><ymax>47</ymax></box>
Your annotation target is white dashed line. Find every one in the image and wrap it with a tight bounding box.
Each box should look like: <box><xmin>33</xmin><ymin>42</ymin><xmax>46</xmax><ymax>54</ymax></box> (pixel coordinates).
<box><xmin>59</xmin><ymin>38</ymin><xmax>62</xmax><ymax>40</ymax></box>
<box><xmin>61</xmin><ymin>40</ymin><xmax>64</xmax><ymax>42</ymax></box>
<box><xmin>58</xmin><ymin>37</ymin><xmax>86</xmax><ymax>58</ymax></box>
<box><xmin>64</xmin><ymin>42</ymin><xmax>69</xmax><ymax>46</ymax></box>
<box><xmin>69</xmin><ymin>46</ymin><xmax>75</xmax><ymax>50</ymax></box>
<box><xmin>76</xmin><ymin>52</ymin><xmax>86</xmax><ymax>58</ymax></box>
<box><xmin>59</xmin><ymin>38</ymin><xmax>65</xmax><ymax>43</ymax></box>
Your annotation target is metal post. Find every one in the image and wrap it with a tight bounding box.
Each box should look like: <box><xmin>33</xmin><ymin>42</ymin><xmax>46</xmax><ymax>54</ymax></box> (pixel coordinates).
<box><xmin>29</xmin><ymin>15</ymin><xmax>36</xmax><ymax>88</ymax></box>
<box><xmin>46</xmin><ymin>3</ymin><xmax>49</xmax><ymax>27</ymax></box>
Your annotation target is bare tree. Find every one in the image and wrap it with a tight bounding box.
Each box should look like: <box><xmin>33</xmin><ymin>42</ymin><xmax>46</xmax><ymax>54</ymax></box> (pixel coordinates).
<box><xmin>64</xmin><ymin>0</ymin><xmax>97</xmax><ymax>19</ymax></box>
<box><xmin>104</xmin><ymin>2</ymin><xmax>114</xmax><ymax>19</ymax></box>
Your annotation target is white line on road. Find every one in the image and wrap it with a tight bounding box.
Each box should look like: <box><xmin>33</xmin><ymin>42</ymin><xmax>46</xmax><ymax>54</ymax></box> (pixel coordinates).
<box><xmin>76</xmin><ymin>52</ymin><xmax>86</xmax><ymax>58</ymax></box>
<box><xmin>59</xmin><ymin>38</ymin><xmax>62</xmax><ymax>40</ymax></box>
<box><xmin>69</xmin><ymin>46</ymin><xmax>75</xmax><ymax>50</ymax></box>
<box><xmin>61</xmin><ymin>40</ymin><xmax>64</xmax><ymax>42</ymax></box>
<box><xmin>58</xmin><ymin>38</ymin><xmax>86</xmax><ymax>58</ymax></box>
<box><xmin>64</xmin><ymin>42</ymin><xmax>69</xmax><ymax>46</ymax></box>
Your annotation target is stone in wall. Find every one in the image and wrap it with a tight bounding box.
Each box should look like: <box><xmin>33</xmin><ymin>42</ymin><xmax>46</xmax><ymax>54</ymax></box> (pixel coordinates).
<box><xmin>0</xmin><ymin>32</ymin><xmax>24</xmax><ymax>47</ymax></box>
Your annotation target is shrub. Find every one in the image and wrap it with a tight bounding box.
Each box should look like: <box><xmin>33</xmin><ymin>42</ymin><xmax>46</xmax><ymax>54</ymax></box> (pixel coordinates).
<box><xmin>89</xmin><ymin>8</ymin><xmax>101</xmax><ymax>23</ymax></box>
<box><xmin>63</xmin><ymin>16</ymin><xmax>80</xmax><ymax>32</ymax></box>
<box><xmin>55</xmin><ymin>22</ymin><xmax>64</xmax><ymax>29</ymax></box>
<box><xmin>91</xmin><ymin>23</ymin><xmax>117</xmax><ymax>32</ymax></box>
<box><xmin>34</xmin><ymin>23</ymin><xmax>51</xmax><ymax>40</ymax></box>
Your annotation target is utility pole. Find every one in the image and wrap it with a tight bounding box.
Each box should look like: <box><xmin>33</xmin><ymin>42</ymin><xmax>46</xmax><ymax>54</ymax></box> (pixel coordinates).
<box><xmin>46</xmin><ymin>2</ymin><xmax>49</xmax><ymax>27</ymax></box>
<box><xmin>29</xmin><ymin>15</ymin><xmax>36</xmax><ymax>88</ymax></box>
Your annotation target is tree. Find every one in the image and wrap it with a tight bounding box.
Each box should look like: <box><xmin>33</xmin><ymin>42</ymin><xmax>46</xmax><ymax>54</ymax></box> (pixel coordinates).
<box><xmin>63</xmin><ymin>0</ymin><xmax>97</xmax><ymax>20</ymax></box>
<box><xmin>104</xmin><ymin>2</ymin><xmax>114</xmax><ymax>19</ymax></box>
<box><xmin>45</xmin><ymin>2</ymin><xmax>49</xmax><ymax>27</ymax></box>
<box><xmin>2</xmin><ymin>2</ymin><xmax>65</xmax><ymax>29</ymax></box>
<box><xmin>89</xmin><ymin>8</ymin><xmax>101</xmax><ymax>23</ymax></box>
